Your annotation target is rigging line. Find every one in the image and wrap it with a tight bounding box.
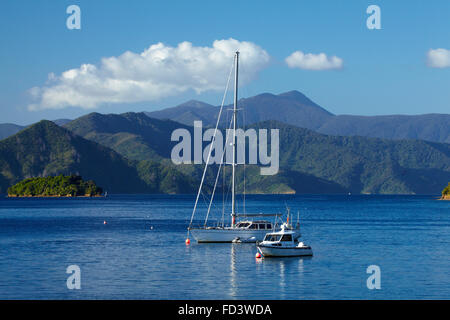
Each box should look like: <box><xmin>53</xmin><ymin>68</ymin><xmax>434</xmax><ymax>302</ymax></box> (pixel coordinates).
<box><xmin>206</xmin><ymin>181</ymin><xmax>223</xmax><ymax>211</ymax></box>
<box><xmin>225</xmin><ymin>166</ymin><xmax>233</xmax><ymax>207</ymax></box>
<box><xmin>201</xmin><ymin>190</ymin><xmax>209</xmax><ymax>204</ymax></box>
<box><xmin>239</xmin><ymin>60</ymin><xmax>250</xmax><ymax>216</ymax></box>
<box><xmin>222</xmin><ymin>92</ymin><xmax>233</xmax><ymax>227</ymax></box>
<box><xmin>205</xmin><ymin>116</ymin><xmax>234</xmax><ymax>226</ymax></box>
<box><xmin>204</xmin><ymin>115</ymin><xmax>234</xmax><ymax>226</ymax></box>
<box><xmin>221</xmin><ymin>153</ymin><xmax>233</xmax><ymax>225</ymax></box>
<box><xmin>221</xmin><ymin>164</ymin><xmax>225</xmax><ymax>227</ymax></box>
<box><xmin>201</xmin><ymin>192</ymin><xmax>210</xmax><ymax>216</ymax></box>
<box><xmin>219</xmin><ymin>162</ymin><xmax>233</xmax><ymax>227</ymax></box>
<box><xmin>188</xmin><ymin>58</ymin><xmax>235</xmax><ymax>229</ymax></box>
<box><xmin>199</xmin><ymin>190</ymin><xmax>212</xmax><ymax>223</ymax></box>
<box><xmin>243</xmin><ymin>96</ymin><xmax>246</xmax><ymax>215</ymax></box>
<box><xmin>195</xmin><ymin>191</ymin><xmax>211</xmax><ymax>227</ymax></box>
<box><xmin>224</xmin><ymin>128</ymin><xmax>236</xmax><ymax>225</ymax></box>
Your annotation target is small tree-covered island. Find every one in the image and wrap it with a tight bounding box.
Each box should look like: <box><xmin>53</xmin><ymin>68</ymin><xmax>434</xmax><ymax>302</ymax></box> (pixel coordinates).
<box><xmin>7</xmin><ymin>175</ymin><xmax>103</xmax><ymax>197</ymax></box>
<box><xmin>442</xmin><ymin>182</ymin><xmax>450</xmax><ymax>200</ymax></box>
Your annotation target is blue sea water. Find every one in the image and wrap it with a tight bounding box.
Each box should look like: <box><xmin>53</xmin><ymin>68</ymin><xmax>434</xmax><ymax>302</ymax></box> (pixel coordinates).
<box><xmin>0</xmin><ymin>194</ymin><xmax>449</xmax><ymax>300</ymax></box>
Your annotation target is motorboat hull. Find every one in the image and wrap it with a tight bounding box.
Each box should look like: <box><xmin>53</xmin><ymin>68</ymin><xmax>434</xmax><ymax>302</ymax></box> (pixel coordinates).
<box><xmin>190</xmin><ymin>228</ymin><xmax>270</xmax><ymax>243</ymax></box>
<box><xmin>257</xmin><ymin>244</ymin><xmax>313</xmax><ymax>257</ymax></box>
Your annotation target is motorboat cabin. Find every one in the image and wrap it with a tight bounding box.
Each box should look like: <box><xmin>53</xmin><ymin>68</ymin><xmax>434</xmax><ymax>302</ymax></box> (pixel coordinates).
<box><xmin>256</xmin><ymin>223</ymin><xmax>313</xmax><ymax>257</ymax></box>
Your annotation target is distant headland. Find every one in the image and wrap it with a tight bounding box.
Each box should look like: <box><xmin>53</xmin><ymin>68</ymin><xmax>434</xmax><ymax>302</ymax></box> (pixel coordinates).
<box><xmin>7</xmin><ymin>175</ymin><xmax>103</xmax><ymax>198</ymax></box>
<box><xmin>441</xmin><ymin>182</ymin><xmax>450</xmax><ymax>200</ymax></box>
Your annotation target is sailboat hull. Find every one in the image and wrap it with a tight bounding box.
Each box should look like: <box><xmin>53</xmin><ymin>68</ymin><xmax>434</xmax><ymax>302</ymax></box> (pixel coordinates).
<box><xmin>189</xmin><ymin>228</ymin><xmax>269</xmax><ymax>243</ymax></box>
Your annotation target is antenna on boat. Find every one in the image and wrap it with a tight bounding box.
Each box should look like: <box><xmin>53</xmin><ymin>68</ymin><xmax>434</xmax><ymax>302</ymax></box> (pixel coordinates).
<box><xmin>231</xmin><ymin>51</ymin><xmax>239</xmax><ymax>228</ymax></box>
<box><xmin>284</xmin><ymin>202</ymin><xmax>291</xmax><ymax>226</ymax></box>
<box><xmin>286</xmin><ymin>207</ymin><xmax>290</xmax><ymax>225</ymax></box>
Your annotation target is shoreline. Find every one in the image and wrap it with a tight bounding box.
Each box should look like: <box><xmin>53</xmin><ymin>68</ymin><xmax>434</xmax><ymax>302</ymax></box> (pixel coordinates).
<box><xmin>4</xmin><ymin>193</ymin><xmax>447</xmax><ymax>198</ymax></box>
<box><xmin>7</xmin><ymin>194</ymin><xmax>104</xmax><ymax>198</ymax></box>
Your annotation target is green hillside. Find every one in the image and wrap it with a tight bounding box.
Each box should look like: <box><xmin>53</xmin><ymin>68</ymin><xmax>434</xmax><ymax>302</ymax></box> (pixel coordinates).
<box><xmin>2</xmin><ymin>115</ymin><xmax>449</xmax><ymax>195</ymax></box>
<box><xmin>65</xmin><ymin>112</ymin><xmax>192</xmax><ymax>161</ymax></box>
<box><xmin>0</xmin><ymin>120</ymin><xmax>195</xmax><ymax>194</ymax></box>
<box><xmin>63</xmin><ymin>110</ymin><xmax>347</xmax><ymax>194</ymax></box>
<box><xmin>252</xmin><ymin>121</ymin><xmax>450</xmax><ymax>194</ymax></box>
<box><xmin>63</xmin><ymin>112</ymin><xmax>450</xmax><ymax>194</ymax></box>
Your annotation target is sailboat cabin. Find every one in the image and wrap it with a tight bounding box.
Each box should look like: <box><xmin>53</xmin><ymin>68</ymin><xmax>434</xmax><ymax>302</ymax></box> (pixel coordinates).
<box><xmin>234</xmin><ymin>220</ymin><xmax>273</xmax><ymax>230</ymax></box>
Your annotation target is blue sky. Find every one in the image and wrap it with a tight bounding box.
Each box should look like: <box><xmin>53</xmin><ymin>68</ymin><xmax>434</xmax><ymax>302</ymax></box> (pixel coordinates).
<box><xmin>0</xmin><ymin>0</ymin><xmax>449</xmax><ymax>125</ymax></box>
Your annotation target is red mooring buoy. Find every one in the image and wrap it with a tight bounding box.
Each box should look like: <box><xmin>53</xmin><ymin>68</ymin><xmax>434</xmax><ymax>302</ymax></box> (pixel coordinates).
<box><xmin>185</xmin><ymin>238</ymin><xmax>191</xmax><ymax>245</ymax></box>
<box><xmin>103</xmin><ymin>220</ymin><xmax>107</xmax><ymax>225</ymax></box>
<box><xmin>255</xmin><ymin>252</ymin><xmax>262</xmax><ymax>259</ymax></box>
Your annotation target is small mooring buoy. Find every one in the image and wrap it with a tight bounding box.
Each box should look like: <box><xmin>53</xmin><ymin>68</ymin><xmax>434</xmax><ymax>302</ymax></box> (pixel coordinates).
<box><xmin>103</xmin><ymin>220</ymin><xmax>107</xmax><ymax>225</ymax></box>
<box><xmin>185</xmin><ymin>238</ymin><xmax>191</xmax><ymax>245</ymax></box>
<box><xmin>255</xmin><ymin>252</ymin><xmax>262</xmax><ymax>259</ymax></box>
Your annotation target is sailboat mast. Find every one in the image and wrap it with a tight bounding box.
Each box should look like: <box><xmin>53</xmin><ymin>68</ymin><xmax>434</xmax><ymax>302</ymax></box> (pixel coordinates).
<box><xmin>231</xmin><ymin>51</ymin><xmax>239</xmax><ymax>227</ymax></box>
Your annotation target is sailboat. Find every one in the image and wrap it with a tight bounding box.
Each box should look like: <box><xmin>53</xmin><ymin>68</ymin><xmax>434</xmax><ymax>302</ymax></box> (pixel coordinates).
<box><xmin>187</xmin><ymin>51</ymin><xmax>286</xmax><ymax>243</ymax></box>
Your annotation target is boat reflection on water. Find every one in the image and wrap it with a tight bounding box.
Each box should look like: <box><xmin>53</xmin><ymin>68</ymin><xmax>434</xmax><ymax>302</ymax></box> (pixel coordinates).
<box><xmin>259</xmin><ymin>255</ymin><xmax>311</xmax><ymax>297</ymax></box>
<box><xmin>229</xmin><ymin>241</ymin><xmax>311</xmax><ymax>299</ymax></box>
<box><xmin>230</xmin><ymin>244</ymin><xmax>237</xmax><ymax>298</ymax></box>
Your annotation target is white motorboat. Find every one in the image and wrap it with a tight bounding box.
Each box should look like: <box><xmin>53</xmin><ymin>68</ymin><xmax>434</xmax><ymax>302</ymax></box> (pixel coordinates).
<box><xmin>256</xmin><ymin>223</ymin><xmax>313</xmax><ymax>257</ymax></box>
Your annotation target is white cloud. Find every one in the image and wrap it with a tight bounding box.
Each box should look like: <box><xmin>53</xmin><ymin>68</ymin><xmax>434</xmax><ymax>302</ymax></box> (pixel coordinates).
<box><xmin>427</xmin><ymin>48</ymin><xmax>450</xmax><ymax>68</ymax></box>
<box><xmin>285</xmin><ymin>51</ymin><xmax>343</xmax><ymax>70</ymax></box>
<box><xmin>28</xmin><ymin>39</ymin><xmax>270</xmax><ymax>110</ymax></box>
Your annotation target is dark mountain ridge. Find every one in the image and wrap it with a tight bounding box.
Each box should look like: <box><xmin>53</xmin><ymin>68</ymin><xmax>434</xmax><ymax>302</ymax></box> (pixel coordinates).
<box><xmin>145</xmin><ymin>90</ymin><xmax>450</xmax><ymax>143</ymax></box>
<box><xmin>2</xmin><ymin>90</ymin><xmax>448</xmax><ymax>143</ymax></box>
<box><xmin>0</xmin><ymin>119</ymin><xmax>72</xmax><ymax>140</ymax></box>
